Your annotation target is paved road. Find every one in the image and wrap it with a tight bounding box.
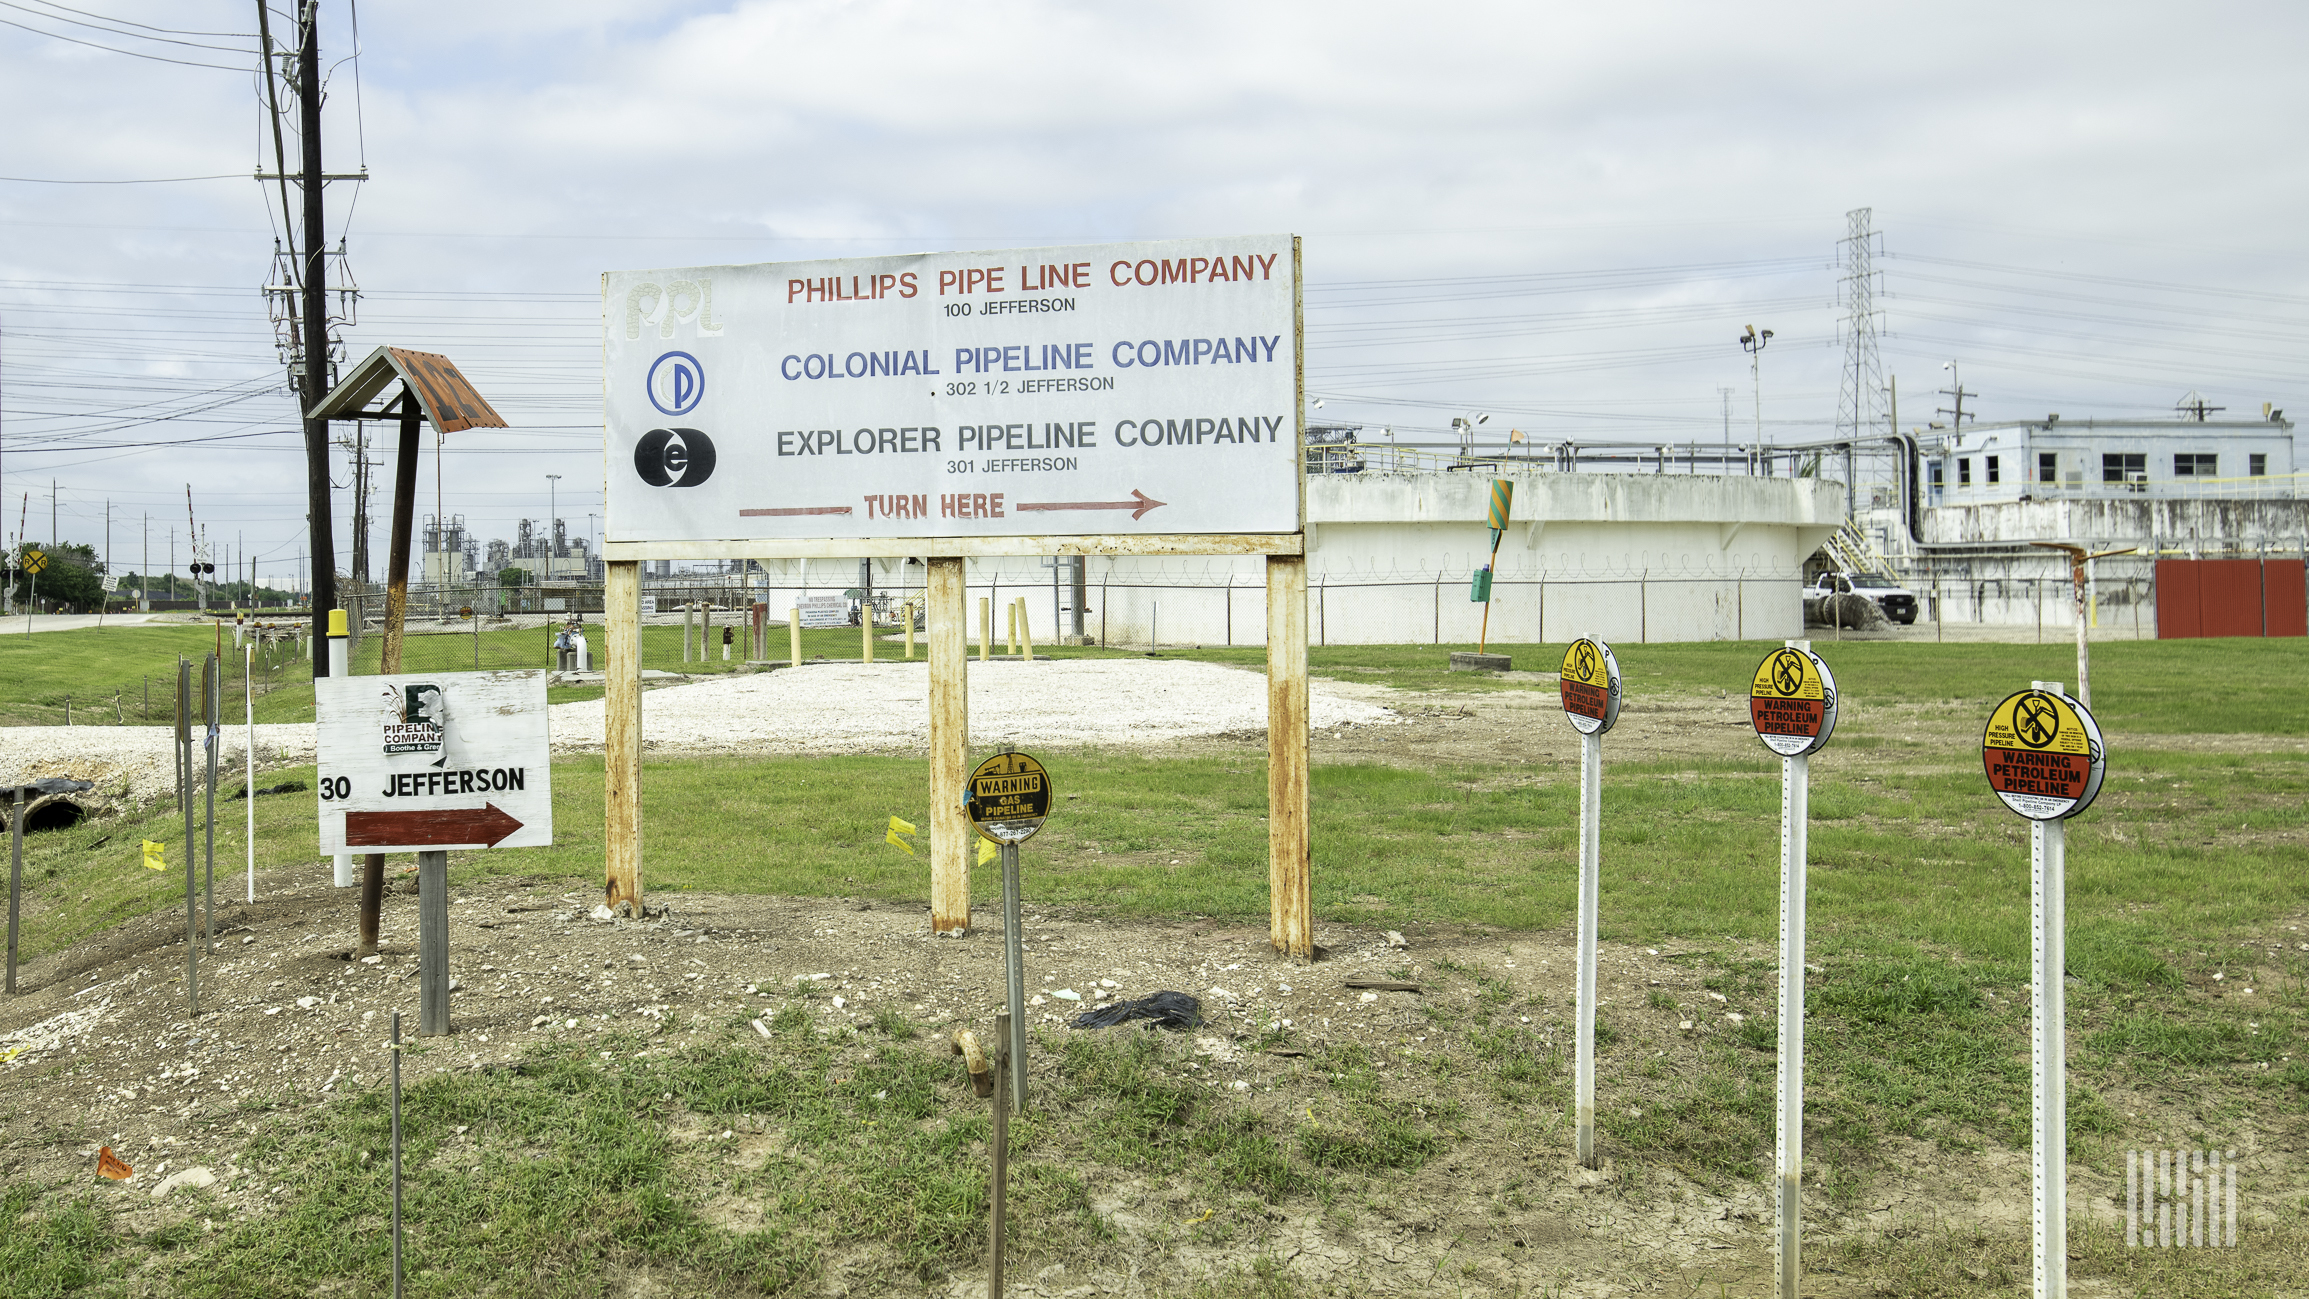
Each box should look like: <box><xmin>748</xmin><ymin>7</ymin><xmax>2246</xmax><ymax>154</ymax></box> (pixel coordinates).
<box><xmin>0</xmin><ymin>613</ymin><xmax>181</xmax><ymax>635</ymax></box>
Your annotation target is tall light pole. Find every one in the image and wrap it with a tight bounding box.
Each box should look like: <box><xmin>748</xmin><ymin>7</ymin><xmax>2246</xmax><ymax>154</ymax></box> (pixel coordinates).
<box><xmin>1740</xmin><ymin>326</ymin><xmax>1773</xmax><ymax>458</ymax></box>
<box><xmin>1451</xmin><ymin>411</ymin><xmax>1489</xmax><ymax>458</ymax></box>
<box><xmin>545</xmin><ymin>474</ymin><xmax>561</xmax><ymax>580</ymax></box>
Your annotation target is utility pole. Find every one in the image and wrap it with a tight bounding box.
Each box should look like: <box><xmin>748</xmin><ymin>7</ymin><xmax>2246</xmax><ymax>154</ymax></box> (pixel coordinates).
<box><xmin>546</xmin><ymin>475</ymin><xmax>561</xmax><ymax>580</ymax></box>
<box><xmin>1719</xmin><ymin>386</ymin><xmax>1734</xmax><ymax>474</ymax></box>
<box><xmin>1938</xmin><ymin>362</ymin><xmax>1976</xmax><ymax>432</ymax></box>
<box><xmin>293</xmin><ymin>2</ymin><xmax>338</xmax><ymax>671</ymax></box>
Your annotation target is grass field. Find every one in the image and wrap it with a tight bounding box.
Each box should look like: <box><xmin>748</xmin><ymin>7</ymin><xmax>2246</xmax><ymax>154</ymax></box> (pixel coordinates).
<box><xmin>3</xmin><ymin>634</ymin><xmax>2306</xmax><ymax>1295</ymax></box>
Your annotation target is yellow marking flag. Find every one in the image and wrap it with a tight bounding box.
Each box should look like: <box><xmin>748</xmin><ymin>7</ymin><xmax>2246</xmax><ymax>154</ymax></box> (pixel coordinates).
<box><xmin>140</xmin><ymin>839</ymin><xmax>165</xmax><ymax>871</ymax></box>
<box><xmin>885</xmin><ymin>816</ymin><xmax>918</xmax><ymax>857</ymax></box>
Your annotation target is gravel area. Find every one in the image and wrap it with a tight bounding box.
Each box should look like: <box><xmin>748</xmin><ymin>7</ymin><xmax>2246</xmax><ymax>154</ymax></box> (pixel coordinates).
<box><xmin>546</xmin><ymin>659</ymin><xmax>1400</xmax><ymax>754</ymax></box>
<box><xmin>2</xmin><ymin>661</ymin><xmax>1398</xmax><ymax>801</ymax></box>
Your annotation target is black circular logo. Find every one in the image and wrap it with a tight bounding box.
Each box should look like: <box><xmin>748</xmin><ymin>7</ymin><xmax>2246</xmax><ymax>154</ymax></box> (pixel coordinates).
<box><xmin>2014</xmin><ymin>692</ymin><xmax>2061</xmax><ymax>748</ymax></box>
<box><xmin>633</xmin><ymin>427</ymin><xmax>716</xmax><ymax>487</ymax></box>
<box><xmin>1571</xmin><ymin>642</ymin><xmax>1598</xmax><ymax>683</ymax></box>
<box><xmin>1770</xmin><ymin>648</ymin><xmax>1807</xmax><ymax>697</ymax></box>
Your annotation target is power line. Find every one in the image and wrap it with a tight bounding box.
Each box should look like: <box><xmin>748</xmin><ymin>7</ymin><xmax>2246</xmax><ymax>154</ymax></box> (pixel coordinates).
<box><xmin>9</xmin><ymin>0</ymin><xmax>254</xmax><ymax>39</ymax></box>
<box><xmin>0</xmin><ymin>173</ymin><xmax>245</xmax><ymax>184</ymax></box>
<box><xmin>0</xmin><ymin>14</ymin><xmax>250</xmax><ymax>69</ymax></box>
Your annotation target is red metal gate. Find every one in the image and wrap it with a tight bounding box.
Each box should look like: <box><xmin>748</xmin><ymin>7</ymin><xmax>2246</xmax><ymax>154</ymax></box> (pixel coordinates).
<box><xmin>2156</xmin><ymin>558</ymin><xmax>2308</xmax><ymax>638</ymax></box>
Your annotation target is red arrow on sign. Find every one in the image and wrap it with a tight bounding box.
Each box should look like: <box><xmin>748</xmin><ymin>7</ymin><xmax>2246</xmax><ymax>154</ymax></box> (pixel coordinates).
<box><xmin>345</xmin><ymin>804</ymin><xmax>524</xmax><ymax>848</ymax></box>
<box><xmin>1015</xmin><ymin>489</ymin><xmax>1167</xmax><ymax>521</ymax></box>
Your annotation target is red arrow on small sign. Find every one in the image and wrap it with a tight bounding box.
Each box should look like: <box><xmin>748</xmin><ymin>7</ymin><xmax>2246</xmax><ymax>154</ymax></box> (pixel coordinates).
<box><xmin>345</xmin><ymin>804</ymin><xmax>524</xmax><ymax>848</ymax></box>
<box><xmin>1015</xmin><ymin>489</ymin><xmax>1167</xmax><ymax>521</ymax></box>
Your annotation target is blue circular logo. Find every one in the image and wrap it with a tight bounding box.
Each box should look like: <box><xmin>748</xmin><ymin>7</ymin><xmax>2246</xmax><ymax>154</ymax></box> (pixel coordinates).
<box><xmin>646</xmin><ymin>351</ymin><xmax>704</xmax><ymax>416</ymax></box>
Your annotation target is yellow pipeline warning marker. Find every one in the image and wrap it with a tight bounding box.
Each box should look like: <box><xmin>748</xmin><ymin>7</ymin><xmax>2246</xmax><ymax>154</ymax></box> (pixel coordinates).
<box><xmin>141</xmin><ymin>839</ymin><xmax>165</xmax><ymax>871</ymax></box>
<box><xmin>1748</xmin><ymin>645</ymin><xmax>1839</xmax><ymax>757</ymax></box>
<box><xmin>1982</xmin><ymin>688</ymin><xmax>2106</xmax><ymax>820</ymax></box>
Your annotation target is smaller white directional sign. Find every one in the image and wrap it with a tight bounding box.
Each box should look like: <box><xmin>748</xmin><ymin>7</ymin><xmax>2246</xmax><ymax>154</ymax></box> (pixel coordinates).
<box><xmin>316</xmin><ymin>670</ymin><xmax>553</xmax><ymax>854</ymax></box>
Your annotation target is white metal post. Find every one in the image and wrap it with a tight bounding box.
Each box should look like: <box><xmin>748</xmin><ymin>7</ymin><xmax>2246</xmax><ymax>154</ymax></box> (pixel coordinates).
<box><xmin>328</xmin><ymin>621</ymin><xmax>352</xmax><ymax>887</ymax></box>
<box><xmin>1776</xmin><ymin>750</ymin><xmax>1809</xmax><ymax>1298</ymax></box>
<box><xmin>244</xmin><ymin>646</ymin><xmax>255</xmax><ymax>903</ymax></box>
<box><xmin>1576</xmin><ymin>728</ymin><xmax>1601</xmax><ymax>1167</ymax></box>
<box><xmin>2033</xmin><ymin>803</ymin><xmax>2068</xmax><ymax>1298</ymax></box>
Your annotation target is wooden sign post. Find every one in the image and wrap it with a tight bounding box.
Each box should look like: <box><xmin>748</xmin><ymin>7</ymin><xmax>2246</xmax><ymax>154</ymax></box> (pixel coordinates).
<box><xmin>305</xmin><ymin>346</ymin><xmax>509</xmax><ymax>954</ymax></box>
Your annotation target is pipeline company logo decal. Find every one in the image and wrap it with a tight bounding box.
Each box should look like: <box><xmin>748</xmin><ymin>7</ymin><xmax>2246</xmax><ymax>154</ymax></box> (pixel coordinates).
<box><xmin>646</xmin><ymin>351</ymin><xmax>705</xmax><ymax>416</ymax></box>
<box><xmin>633</xmin><ymin>426</ymin><xmax>717</xmax><ymax>487</ymax></box>
<box><xmin>382</xmin><ymin>683</ymin><xmax>446</xmax><ymax>756</ymax></box>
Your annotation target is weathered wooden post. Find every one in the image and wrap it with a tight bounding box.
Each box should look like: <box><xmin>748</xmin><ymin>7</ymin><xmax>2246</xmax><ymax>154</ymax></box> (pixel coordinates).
<box><xmin>929</xmin><ymin>558</ymin><xmax>970</xmax><ymax>934</ymax></box>
<box><xmin>605</xmin><ymin>560</ymin><xmax>642</xmax><ymax>914</ymax></box>
<box><xmin>1267</xmin><ymin>555</ymin><xmax>1311</xmax><ymax>959</ymax></box>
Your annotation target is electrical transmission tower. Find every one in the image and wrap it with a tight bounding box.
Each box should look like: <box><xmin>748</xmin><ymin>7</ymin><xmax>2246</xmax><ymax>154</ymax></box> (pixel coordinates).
<box><xmin>1835</xmin><ymin>207</ymin><xmax>1884</xmax><ymax>445</ymax></box>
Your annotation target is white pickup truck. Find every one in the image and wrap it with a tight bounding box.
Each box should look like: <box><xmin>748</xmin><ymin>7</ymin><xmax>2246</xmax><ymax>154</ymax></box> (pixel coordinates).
<box><xmin>1805</xmin><ymin>571</ymin><xmax>1918</xmax><ymax>625</ymax></box>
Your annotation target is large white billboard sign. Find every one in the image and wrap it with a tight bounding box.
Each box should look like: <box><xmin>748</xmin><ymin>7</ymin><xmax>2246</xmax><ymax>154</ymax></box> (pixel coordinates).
<box><xmin>603</xmin><ymin>235</ymin><xmax>1301</xmax><ymax>544</ymax></box>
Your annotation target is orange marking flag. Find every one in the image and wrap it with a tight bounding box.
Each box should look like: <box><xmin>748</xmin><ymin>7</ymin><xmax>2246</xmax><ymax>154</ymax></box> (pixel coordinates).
<box><xmin>97</xmin><ymin>1146</ymin><xmax>133</xmax><ymax>1180</ymax></box>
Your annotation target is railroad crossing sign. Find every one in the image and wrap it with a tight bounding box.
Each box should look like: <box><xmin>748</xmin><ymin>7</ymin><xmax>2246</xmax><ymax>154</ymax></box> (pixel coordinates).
<box><xmin>1982</xmin><ymin>686</ymin><xmax>2106</xmax><ymax>820</ymax></box>
<box><xmin>1749</xmin><ymin>645</ymin><xmax>1839</xmax><ymax>756</ymax></box>
<box><xmin>20</xmin><ymin>548</ymin><xmax>46</xmax><ymax>575</ymax></box>
<box><xmin>965</xmin><ymin>751</ymin><xmax>1051</xmax><ymax>843</ymax></box>
<box><xmin>315</xmin><ymin>670</ymin><xmax>554</xmax><ymax>853</ymax></box>
<box><xmin>1557</xmin><ymin>637</ymin><xmax>1622</xmax><ymax>736</ymax></box>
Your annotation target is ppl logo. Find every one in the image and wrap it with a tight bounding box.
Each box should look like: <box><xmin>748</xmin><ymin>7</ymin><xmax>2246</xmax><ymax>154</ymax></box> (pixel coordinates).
<box><xmin>633</xmin><ymin>428</ymin><xmax>717</xmax><ymax>487</ymax></box>
<box><xmin>646</xmin><ymin>351</ymin><xmax>705</xmax><ymax>416</ymax></box>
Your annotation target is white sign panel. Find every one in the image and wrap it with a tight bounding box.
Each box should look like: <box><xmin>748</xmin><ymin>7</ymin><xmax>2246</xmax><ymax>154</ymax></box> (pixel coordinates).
<box><xmin>796</xmin><ymin>594</ymin><xmax>848</xmax><ymax>629</ymax></box>
<box><xmin>603</xmin><ymin>235</ymin><xmax>1301</xmax><ymax>544</ymax></box>
<box><xmin>315</xmin><ymin>670</ymin><xmax>553</xmax><ymax>854</ymax></box>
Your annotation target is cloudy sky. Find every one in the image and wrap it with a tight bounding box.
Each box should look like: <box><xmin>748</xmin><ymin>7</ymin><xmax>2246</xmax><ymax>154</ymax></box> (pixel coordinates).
<box><xmin>3</xmin><ymin>1</ymin><xmax>2304</xmax><ymax>585</ymax></box>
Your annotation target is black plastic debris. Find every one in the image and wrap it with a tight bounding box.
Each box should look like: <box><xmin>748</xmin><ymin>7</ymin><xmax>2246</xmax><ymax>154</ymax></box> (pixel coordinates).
<box><xmin>228</xmin><ymin>780</ymin><xmax>309</xmax><ymax>801</ymax></box>
<box><xmin>1069</xmin><ymin>991</ymin><xmax>1202</xmax><ymax>1031</ymax></box>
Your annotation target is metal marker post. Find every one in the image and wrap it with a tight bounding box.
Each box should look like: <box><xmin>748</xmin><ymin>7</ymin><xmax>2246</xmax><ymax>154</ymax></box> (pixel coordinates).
<box><xmin>1775</xmin><ymin>748</ymin><xmax>1809</xmax><ymax>1298</ymax></box>
<box><xmin>2031</xmin><ymin>681</ymin><xmax>2068</xmax><ymax>1299</ymax></box>
<box><xmin>245</xmin><ymin>646</ymin><xmax>256</xmax><ymax>903</ymax></box>
<box><xmin>418</xmin><ymin>849</ymin><xmax>450</xmax><ymax>1035</ymax></box>
<box><xmin>988</xmin><ymin>1010</ymin><xmax>1010</xmax><ymax>1299</ymax></box>
<box><xmin>178</xmin><ymin>660</ymin><xmax>197</xmax><ymax>1013</ymax></box>
<box><xmin>203</xmin><ymin>655</ymin><xmax>218</xmax><ymax>952</ymax></box>
<box><xmin>1575</xmin><ymin>727</ymin><xmax>1601</xmax><ymax>1167</ymax></box>
<box><xmin>390</xmin><ymin>1010</ymin><xmax>404</xmax><ymax>1299</ymax></box>
<box><xmin>1001</xmin><ymin>839</ymin><xmax>1027</xmax><ymax>1111</ymax></box>
<box><xmin>6</xmin><ymin>785</ymin><xmax>22</xmax><ymax>995</ymax></box>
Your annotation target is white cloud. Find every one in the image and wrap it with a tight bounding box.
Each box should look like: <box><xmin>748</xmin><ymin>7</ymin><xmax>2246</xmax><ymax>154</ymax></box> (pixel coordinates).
<box><xmin>3</xmin><ymin>0</ymin><xmax>2305</xmax><ymax>570</ymax></box>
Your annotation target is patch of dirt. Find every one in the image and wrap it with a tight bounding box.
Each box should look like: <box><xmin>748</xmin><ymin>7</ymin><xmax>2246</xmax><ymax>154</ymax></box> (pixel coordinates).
<box><xmin>10</xmin><ymin>870</ymin><xmax>2301</xmax><ymax>1295</ymax></box>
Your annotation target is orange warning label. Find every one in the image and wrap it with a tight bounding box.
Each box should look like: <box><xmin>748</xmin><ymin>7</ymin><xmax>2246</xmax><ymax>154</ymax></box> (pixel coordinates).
<box><xmin>97</xmin><ymin>1146</ymin><xmax>132</xmax><ymax>1180</ymax></box>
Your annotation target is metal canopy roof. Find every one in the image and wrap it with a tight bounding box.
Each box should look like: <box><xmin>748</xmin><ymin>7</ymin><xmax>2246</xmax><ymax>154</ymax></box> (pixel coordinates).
<box><xmin>307</xmin><ymin>345</ymin><xmax>509</xmax><ymax>433</ymax></box>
